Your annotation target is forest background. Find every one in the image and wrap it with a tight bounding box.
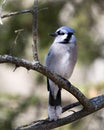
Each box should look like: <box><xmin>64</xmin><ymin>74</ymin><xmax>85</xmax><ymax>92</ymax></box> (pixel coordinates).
<box><xmin>0</xmin><ymin>0</ymin><xmax>104</xmax><ymax>130</ymax></box>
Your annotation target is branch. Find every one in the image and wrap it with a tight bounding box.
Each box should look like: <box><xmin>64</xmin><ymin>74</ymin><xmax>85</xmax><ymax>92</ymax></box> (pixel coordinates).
<box><xmin>1</xmin><ymin>9</ymin><xmax>33</xmax><ymax>19</ymax></box>
<box><xmin>62</xmin><ymin>94</ymin><xmax>104</xmax><ymax>113</ymax></box>
<box><xmin>32</xmin><ymin>0</ymin><xmax>39</xmax><ymax>62</ymax></box>
<box><xmin>1</xmin><ymin>8</ymin><xmax>48</xmax><ymax>20</ymax></box>
<box><xmin>0</xmin><ymin>54</ymin><xmax>95</xmax><ymax>111</ymax></box>
<box><xmin>15</xmin><ymin>94</ymin><xmax>104</xmax><ymax>130</ymax></box>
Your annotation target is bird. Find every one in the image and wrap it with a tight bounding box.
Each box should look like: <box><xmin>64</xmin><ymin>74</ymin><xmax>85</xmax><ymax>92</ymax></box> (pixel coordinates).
<box><xmin>45</xmin><ymin>26</ymin><xmax>77</xmax><ymax>121</ymax></box>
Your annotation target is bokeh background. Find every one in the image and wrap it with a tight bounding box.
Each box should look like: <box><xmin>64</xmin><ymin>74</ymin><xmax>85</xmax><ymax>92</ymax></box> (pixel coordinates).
<box><xmin>0</xmin><ymin>0</ymin><xmax>104</xmax><ymax>130</ymax></box>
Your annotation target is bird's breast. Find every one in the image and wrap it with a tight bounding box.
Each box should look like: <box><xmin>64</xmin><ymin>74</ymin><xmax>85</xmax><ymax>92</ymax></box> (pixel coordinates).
<box><xmin>55</xmin><ymin>51</ymin><xmax>73</xmax><ymax>78</ymax></box>
<box><xmin>46</xmin><ymin>43</ymin><xmax>77</xmax><ymax>79</ymax></box>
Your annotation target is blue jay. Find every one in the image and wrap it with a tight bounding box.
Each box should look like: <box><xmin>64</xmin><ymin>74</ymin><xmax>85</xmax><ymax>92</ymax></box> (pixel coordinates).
<box><xmin>45</xmin><ymin>26</ymin><xmax>77</xmax><ymax>121</ymax></box>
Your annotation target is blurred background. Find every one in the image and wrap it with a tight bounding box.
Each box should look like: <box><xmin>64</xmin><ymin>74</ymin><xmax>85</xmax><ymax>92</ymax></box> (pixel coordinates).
<box><xmin>0</xmin><ymin>0</ymin><xmax>104</xmax><ymax>130</ymax></box>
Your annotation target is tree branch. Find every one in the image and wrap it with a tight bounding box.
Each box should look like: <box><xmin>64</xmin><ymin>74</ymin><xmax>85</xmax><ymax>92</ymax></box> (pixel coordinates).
<box><xmin>1</xmin><ymin>9</ymin><xmax>33</xmax><ymax>19</ymax></box>
<box><xmin>0</xmin><ymin>54</ymin><xmax>96</xmax><ymax>111</ymax></box>
<box><xmin>1</xmin><ymin>8</ymin><xmax>48</xmax><ymax>20</ymax></box>
<box><xmin>15</xmin><ymin>94</ymin><xmax>104</xmax><ymax>130</ymax></box>
<box><xmin>32</xmin><ymin>0</ymin><xmax>39</xmax><ymax>62</ymax></box>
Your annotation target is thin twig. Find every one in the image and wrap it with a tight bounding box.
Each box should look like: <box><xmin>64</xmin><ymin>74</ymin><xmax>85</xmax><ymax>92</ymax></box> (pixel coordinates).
<box><xmin>32</xmin><ymin>0</ymin><xmax>39</xmax><ymax>62</ymax></box>
<box><xmin>1</xmin><ymin>9</ymin><xmax>33</xmax><ymax>19</ymax></box>
<box><xmin>14</xmin><ymin>29</ymin><xmax>24</xmax><ymax>45</ymax></box>
<box><xmin>38</xmin><ymin>7</ymin><xmax>48</xmax><ymax>12</ymax></box>
<box><xmin>62</xmin><ymin>101</ymin><xmax>81</xmax><ymax>113</ymax></box>
<box><xmin>1</xmin><ymin>7</ymin><xmax>48</xmax><ymax>20</ymax></box>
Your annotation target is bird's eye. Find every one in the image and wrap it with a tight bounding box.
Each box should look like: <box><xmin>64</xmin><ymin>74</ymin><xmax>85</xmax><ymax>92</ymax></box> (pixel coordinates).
<box><xmin>57</xmin><ymin>31</ymin><xmax>65</xmax><ymax>35</ymax></box>
<box><xmin>60</xmin><ymin>32</ymin><xmax>65</xmax><ymax>35</ymax></box>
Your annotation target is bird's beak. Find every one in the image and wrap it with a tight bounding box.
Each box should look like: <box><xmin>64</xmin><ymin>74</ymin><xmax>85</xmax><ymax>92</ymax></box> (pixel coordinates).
<box><xmin>49</xmin><ymin>32</ymin><xmax>57</xmax><ymax>37</ymax></box>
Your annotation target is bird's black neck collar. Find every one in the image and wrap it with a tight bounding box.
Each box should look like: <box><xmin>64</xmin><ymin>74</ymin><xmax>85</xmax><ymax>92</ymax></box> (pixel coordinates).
<box><xmin>59</xmin><ymin>41</ymin><xmax>69</xmax><ymax>44</ymax></box>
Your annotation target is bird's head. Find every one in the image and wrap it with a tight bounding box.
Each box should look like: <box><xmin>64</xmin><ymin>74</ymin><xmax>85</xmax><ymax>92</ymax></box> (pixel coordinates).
<box><xmin>50</xmin><ymin>26</ymin><xmax>76</xmax><ymax>44</ymax></box>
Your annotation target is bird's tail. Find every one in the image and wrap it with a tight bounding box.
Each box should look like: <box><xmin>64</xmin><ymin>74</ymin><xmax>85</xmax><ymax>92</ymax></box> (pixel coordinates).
<box><xmin>47</xmin><ymin>78</ymin><xmax>62</xmax><ymax>121</ymax></box>
<box><xmin>49</xmin><ymin>88</ymin><xmax>61</xmax><ymax>106</ymax></box>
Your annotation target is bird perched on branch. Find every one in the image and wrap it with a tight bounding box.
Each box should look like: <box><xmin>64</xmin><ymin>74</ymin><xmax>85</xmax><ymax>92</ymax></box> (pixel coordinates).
<box><xmin>45</xmin><ymin>26</ymin><xmax>77</xmax><ymax>121</ymax></box>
